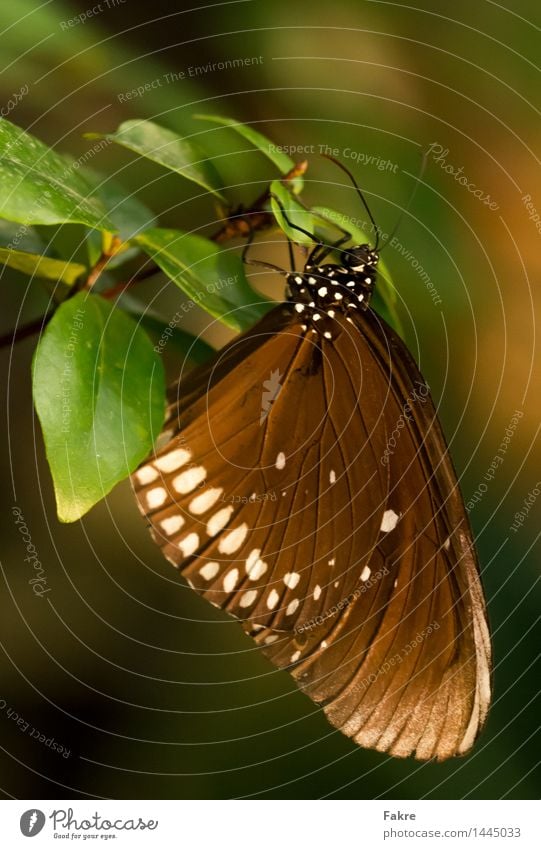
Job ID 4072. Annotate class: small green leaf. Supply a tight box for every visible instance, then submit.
[32,292,165,522]
[135,227,272,332]
[0,118,115,230]
[270,181,315,246]
[86,120,226,201]
[83,169,157,268]
[0,247,86,285]
[195,114,299,181]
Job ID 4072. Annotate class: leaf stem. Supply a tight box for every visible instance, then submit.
[83,235,123,290]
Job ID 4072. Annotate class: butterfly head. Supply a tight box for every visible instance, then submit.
[341,244,379,273]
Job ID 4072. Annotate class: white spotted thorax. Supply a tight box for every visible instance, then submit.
[286,244,379,338]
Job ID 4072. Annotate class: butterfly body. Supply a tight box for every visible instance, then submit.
[133,206,491,760]
[285,244,379,337]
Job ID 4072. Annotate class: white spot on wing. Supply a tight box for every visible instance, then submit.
[199,562,220,581]
[146,487,166,509]
[267,589,279,609]
[173,466,206,494]
[265,634,279,644]
[286,598,299,615]
[178,533,199,557]
[313,584,322,600]
[239,589,258,608]
[206,506,234,537]
[159,515,184,535]
[246,549,268,580]
[381,509,399,532]
[283,572,300,589]
[360,565,371,581]
[223,568,239,593]
[290,650,301,662]
[154,448,191,473]
[189,487,223,515]
[329,469,336,484]
[135,466,158,485]
[275,452,286,470]
[218,523,248,554]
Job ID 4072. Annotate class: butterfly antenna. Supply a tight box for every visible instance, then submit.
[379,148,428,252]
[321,154,381,249]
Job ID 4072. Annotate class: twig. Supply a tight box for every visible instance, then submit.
[0,312,53,349]
[83,235,123,290]
[212,160,308,243]
[100,264,162,301]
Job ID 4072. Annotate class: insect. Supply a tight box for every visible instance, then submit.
[132,158,491,761]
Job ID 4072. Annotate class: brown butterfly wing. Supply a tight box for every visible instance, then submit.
[132,305,491,760]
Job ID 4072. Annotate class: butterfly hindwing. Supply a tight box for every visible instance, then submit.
[132,304,491,761]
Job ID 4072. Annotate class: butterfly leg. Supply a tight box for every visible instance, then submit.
[270,193,353,268]
[308,232,351,266]
[241,214,290,276]
[269,192,325,249]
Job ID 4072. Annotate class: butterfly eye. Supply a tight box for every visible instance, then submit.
[343,245,373,268]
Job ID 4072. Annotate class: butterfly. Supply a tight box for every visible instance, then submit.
[132,159,492,761]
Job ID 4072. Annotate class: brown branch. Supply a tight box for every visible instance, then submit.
[0,312,53,349]
[212,159,308,243]
[83,235,123,291]
[100,264,162,301]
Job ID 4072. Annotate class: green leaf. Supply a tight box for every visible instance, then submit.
[195,114,299,182]
[83,169,157,268]
[270,181,315,246]
[0,218,46,254]
[120,294,215,367]
[311,206,376,254]
[140,315,215,366]
[0,118,115,230]
[311,205,402,335]
[32,292,165,522]
[86,120,226,201]
[0,247,86,285]
[135,227,272,332]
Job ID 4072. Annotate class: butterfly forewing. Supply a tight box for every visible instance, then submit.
[133,301,491,761]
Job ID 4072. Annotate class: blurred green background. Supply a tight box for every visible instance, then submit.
[1,0,539,799]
